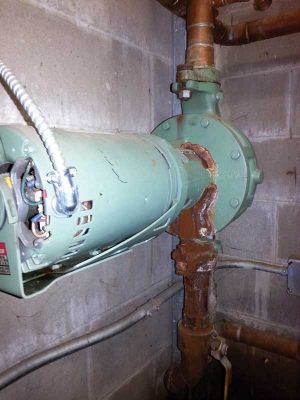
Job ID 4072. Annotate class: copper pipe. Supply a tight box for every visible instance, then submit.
[186,0,215,67]
[215,9,300,45]
[216,320,300,361]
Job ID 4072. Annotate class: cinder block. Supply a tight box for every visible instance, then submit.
[252,139,299,202]
[219,201,276,262]
[25,0,173,60]
[291,68,300,137]
[89,301,172,398]
[105,346,171,400]
[0,245,154,371]
[0,350,88,400]
[0,0,152,133]
[216,0,300,77]
[151,233,173,285]
[277,204,300,262]
[151,58,172,128]
[215,269,257,316]
[221,71,290,138]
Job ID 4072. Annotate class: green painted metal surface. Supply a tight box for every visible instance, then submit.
[0,125,210,297]
[153,80,263,232]
[0,78,262,298]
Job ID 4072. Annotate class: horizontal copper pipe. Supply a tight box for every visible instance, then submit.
[215,9,300,45]
[216,320,300,361]
[156,0,271,17]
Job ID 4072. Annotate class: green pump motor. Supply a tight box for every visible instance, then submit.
[0,63,262,298]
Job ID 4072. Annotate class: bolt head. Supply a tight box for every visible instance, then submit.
[178,89,191,100]
[231,150,241,160]
[162,122,170,131]
[68,167,77,178]
[201,119,209,128]
[230,198,240,208]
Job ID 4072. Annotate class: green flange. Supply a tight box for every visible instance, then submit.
[152,80,263,232]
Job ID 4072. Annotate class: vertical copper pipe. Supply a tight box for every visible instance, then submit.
[186,0,215,67]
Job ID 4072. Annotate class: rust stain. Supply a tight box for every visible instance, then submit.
[169,183,217,239]
[180,142,216,171]
[151,159,156,167]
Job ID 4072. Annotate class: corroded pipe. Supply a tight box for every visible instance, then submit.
[215,9,300,45]
[216,320,300,361]
[186,0,215,67]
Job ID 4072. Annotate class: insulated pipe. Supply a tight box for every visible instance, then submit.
[186,0,215,67]
[0,61,78,216]
[216,319,300,361]
[215,9,300,45]
[0,282,183,390]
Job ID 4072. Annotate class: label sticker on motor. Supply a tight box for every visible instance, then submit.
[0,243,10,275]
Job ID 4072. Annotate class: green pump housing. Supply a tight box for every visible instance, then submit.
[0,78,262,298]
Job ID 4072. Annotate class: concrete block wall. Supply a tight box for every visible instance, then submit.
[0,1,178,399]
[215,0,300,333]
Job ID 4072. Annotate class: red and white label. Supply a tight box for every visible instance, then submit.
[0,243,10,275]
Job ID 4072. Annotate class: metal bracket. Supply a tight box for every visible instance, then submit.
[287,259,300,296]
[211,334,232,400]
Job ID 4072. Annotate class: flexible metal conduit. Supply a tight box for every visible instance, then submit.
[217,256,287,275]
[0,61,78,215]
[0,282,182,390]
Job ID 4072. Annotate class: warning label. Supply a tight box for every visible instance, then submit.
[0,243,10,275]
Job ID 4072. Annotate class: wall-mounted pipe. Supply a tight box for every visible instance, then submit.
[216,319,300,361]
[215,9,300,45]
[0,282,183,390]
[157,0,272,17]
[217,256,287,275]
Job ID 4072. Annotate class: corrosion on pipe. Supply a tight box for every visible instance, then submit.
[215,8,300,45]
[216,320,300,361]
[186,0,215,67]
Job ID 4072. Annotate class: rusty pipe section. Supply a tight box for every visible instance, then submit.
[165,241,217,393]
[186,0,215,67]
[215,8,300,45]
[216,320,300,361]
